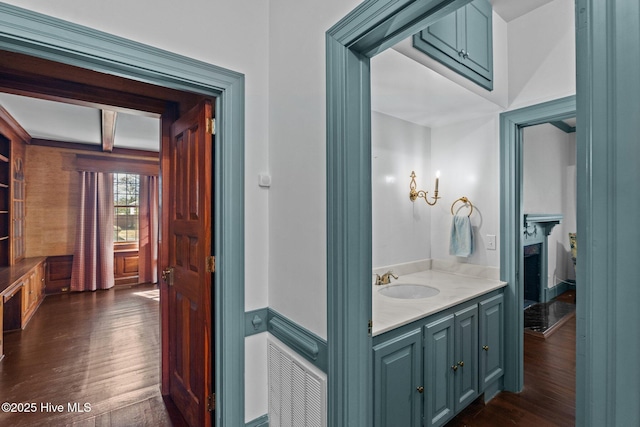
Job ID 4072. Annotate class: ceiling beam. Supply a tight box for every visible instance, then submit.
[101,109,117,152]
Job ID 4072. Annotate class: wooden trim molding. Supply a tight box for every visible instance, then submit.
[101,109,117,152]
[0,4,246,426]
[267,308,328,373]
[245,414,269,427]
[245,307,328,372]
[31,138,158,159]
[76,154,159,175]
[244,307,268,336]
[326,1,472,425]
[0,104,31,143]
[499,96,575,392]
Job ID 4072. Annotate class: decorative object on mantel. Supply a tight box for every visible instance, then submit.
[450,196,474,257]
[409,170,440,206]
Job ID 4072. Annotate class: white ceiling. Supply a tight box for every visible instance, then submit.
[371,48,501,128]
[371,0,562,128]
[0,92,160,152]
[0,1,554,148]
[490,0,555,23]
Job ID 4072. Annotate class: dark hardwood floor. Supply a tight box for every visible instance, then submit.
[0,284,188,427]
[447,291,576,427]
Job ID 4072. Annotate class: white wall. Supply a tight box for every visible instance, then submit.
[267,0,361,341]
[371,111,431,268]
[430,114,501,267]
[523,123,577,285]
[2,0,272,421]
[507,0,576,109]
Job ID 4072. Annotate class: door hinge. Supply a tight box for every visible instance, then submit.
[206,118,215,135]
[206,255,216,273]
[207,393,215,412]
[368,319,373,336]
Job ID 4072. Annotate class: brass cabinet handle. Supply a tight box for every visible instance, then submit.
[451,364,458,372]
[458,361,464,367]
[482,345,489,351]
[416,386,424,393]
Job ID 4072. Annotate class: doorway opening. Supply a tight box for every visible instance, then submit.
[0,5,245,425]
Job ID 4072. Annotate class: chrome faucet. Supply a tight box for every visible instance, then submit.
[375,270,398,286]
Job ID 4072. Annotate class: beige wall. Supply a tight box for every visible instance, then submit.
[25,145,79,257]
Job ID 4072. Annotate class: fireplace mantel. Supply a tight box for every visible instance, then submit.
[524,214,563,236]
[523,213,563,303]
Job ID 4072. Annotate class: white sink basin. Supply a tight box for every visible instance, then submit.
[378,284,440,299]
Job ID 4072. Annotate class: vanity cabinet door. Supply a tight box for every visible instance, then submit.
[454,304,479,412]
[479,293,504,391]
[373,328,423,427]
[424,314,455,427]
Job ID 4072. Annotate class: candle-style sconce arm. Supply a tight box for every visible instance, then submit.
[409,171,439,206]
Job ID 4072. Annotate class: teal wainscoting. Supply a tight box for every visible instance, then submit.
[244,308,328,373]
[246,414,269,427]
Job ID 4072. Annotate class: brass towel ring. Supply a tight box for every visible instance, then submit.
[451,197,473,217]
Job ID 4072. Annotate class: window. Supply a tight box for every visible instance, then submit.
[113,173,139,244]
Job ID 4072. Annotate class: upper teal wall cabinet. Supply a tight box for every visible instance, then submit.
[413,0,493,91]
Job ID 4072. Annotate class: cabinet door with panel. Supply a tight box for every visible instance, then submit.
[413,0,493,90]
[479,293,504,391]
[453,304,479,412]
[373,328,423,427]
[424,314,455,427]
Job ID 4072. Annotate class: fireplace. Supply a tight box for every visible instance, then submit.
[522,214,563,305]
[524,243,542,307]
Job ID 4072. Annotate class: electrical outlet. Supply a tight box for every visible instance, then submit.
[486,234,496,250]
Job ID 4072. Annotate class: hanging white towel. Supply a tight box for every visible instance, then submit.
[449,214,473,257]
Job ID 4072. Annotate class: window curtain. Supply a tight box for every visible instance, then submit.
[138,175,159,284]
[70,171,115,291]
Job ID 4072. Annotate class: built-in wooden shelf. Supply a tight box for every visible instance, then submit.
[0,236,9,241]
[0,183,8,189]
[0,155,8,163]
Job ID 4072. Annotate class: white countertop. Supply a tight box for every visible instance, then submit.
[372,269,507,336]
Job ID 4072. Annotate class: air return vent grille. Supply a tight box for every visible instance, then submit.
[268,336,326,427]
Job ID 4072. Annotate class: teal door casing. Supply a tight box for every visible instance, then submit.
[499,95,575,393]
[326,2,476,425]
[0,4,246,426]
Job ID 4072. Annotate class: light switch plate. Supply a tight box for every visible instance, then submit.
[486,234,496,250]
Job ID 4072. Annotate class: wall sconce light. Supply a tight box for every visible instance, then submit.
[409,170,440,206]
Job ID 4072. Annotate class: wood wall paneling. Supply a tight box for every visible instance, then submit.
[45,255,73,294]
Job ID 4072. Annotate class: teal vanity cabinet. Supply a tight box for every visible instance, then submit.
[373,288,505,427]
[424,314,455,427]
[412,0,493,90]
[453,304,479,412]
[373,328,423,427]
[424,304,479,427]
[479,293,504,394]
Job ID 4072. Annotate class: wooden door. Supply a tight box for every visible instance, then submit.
[164,100,214,427]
